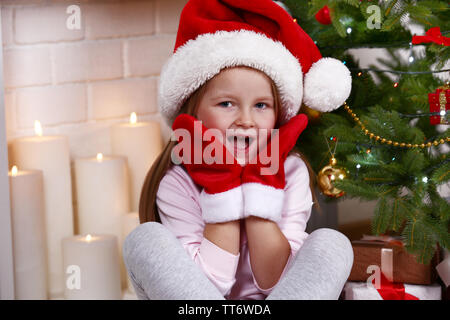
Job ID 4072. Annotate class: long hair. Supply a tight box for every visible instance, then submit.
[139,68,318,224]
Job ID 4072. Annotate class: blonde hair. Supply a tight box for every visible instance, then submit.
[139,67,318,224]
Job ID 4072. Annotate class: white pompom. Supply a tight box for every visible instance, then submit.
[303,57,352,112]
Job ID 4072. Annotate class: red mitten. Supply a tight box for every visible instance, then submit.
[172,114,244,223]
[242,114,308,222]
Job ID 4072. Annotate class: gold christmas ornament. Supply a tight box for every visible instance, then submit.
[318,158,346,198]
[318,136,346,198]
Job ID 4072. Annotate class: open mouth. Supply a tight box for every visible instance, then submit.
[227,135,255,151]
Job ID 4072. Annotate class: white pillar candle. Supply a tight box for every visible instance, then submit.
[111,113,163,212]
[121,212,140,294]
[10,122,74,298]
[62,234,121,300]
[74,153,130,289]
[9,166,48,300]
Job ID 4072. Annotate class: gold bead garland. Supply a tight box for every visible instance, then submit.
[343,102,450,148]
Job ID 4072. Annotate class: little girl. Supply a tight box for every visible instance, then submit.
[123,0,353,300]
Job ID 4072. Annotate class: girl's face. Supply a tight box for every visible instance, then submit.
[195,66,277,165]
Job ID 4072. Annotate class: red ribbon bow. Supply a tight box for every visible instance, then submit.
[412,27,450,46]
[373,272,419,300]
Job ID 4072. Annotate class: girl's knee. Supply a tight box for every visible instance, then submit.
[307,228,354,271]
[309,228,352,248]
[123,222,169,263]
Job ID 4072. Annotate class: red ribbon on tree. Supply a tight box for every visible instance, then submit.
[412,27,450,46]
[315,5,332,25]
[372,272,419,300]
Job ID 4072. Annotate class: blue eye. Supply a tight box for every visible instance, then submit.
[219,101,232,108]
[255,103,267,109]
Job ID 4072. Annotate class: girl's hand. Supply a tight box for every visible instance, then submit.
[172,114,245,223]
[241,114,308,222]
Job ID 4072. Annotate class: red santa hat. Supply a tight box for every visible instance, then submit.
[158,0,352,127]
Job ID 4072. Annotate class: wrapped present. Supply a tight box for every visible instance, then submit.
[348,235,440,285]
[436,249,450,288]
[428,85,449,125]
[343,274,442,300]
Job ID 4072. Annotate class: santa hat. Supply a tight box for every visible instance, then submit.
[158,0,352,127]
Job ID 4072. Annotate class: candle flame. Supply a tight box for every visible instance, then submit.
[86,234,92,242]
[11,165,18,176]
[34,120,43,137]
[96,153,103,162]
[130,112,137,124]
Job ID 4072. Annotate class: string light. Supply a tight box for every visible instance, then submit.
[356,164,361,169]
[357,72,362,77]
[422,177,428,183]
[408,41,414,64]
[346,27,352,34]
[393,82,399,88]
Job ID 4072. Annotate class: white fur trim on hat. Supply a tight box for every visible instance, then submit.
[158,30,303,127]
[303,57,352,112]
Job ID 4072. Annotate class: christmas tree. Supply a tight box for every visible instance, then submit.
[282,0,449,264]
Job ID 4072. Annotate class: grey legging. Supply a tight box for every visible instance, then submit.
[122,222,354,300]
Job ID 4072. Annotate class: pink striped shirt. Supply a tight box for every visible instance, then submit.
[156,155,312,300]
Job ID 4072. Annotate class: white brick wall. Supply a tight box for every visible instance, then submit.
[1,6,13,46]
[84,1,155,39]
[15,5,85,44]
[53,41,123,83]
[127,35,176,76]
[3,0,188,160]
[16,83,87,127]
[90,77,158,120]
[4,46,52,88]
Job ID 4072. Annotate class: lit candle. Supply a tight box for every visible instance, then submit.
[111,113,163,211]
[121,212,140,294]
[74,153,130,289]
[62,234,121,300]
[9,166,47,299]
[10,120,74,298]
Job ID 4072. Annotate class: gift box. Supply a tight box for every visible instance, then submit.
[436,249,450,300]
[428,85,449,125]
[343,279,442,300]
[348,235,440,285]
